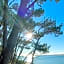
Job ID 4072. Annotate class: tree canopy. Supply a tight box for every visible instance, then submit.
[0,0,63,64]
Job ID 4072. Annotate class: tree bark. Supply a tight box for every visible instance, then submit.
[0,0,8,63]
[2,0,8,50]
[31,38,40,64]
[0,24,20,64]
[0,0,21,64]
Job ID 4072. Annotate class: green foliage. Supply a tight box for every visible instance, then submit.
[0,0,63,64]
[49,0,60,3]
[55,0,60,3]
[31,18,63,61]
[33,8,44,17]
[37,43,50,53]
[22,19,36,30]
[35,18,63,37]
[16,60,26,64]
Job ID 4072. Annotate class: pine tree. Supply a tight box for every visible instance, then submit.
[0,0,62,64]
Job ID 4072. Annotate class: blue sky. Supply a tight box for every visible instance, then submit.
[32,0,64,53]
[10,0,64,53]
[40,0,64,53]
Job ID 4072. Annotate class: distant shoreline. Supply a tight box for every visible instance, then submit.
[42,54,64,56]
[35,53,64,56]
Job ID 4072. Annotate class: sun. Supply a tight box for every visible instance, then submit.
[25,32,33,40]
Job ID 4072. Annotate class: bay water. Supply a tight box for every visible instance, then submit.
[34,55,64,64]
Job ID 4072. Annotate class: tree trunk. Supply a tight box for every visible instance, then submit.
[31,38,40,64]
[0,0,8,63]
[0,24,20,64]
[0,0,21,64]
[2,0,8,51]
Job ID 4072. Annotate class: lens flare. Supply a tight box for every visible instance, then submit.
[25,32,33,40]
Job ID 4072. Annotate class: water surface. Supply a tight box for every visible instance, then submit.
[34,55,64,64]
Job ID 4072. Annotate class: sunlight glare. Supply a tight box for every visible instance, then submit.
[25,32,33,40]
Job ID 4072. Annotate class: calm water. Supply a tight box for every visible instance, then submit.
[34,55,64,64]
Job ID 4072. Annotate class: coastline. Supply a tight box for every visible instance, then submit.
[34,52,64,56]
